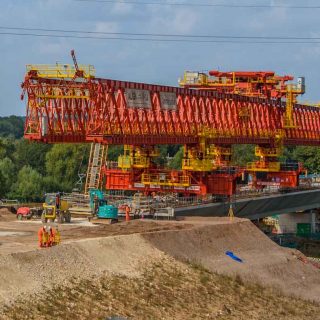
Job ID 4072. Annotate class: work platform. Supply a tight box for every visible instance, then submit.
[175,189,320,220]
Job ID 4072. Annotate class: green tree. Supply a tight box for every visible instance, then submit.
[168,147,183,169]
[13,140,52,175]
[45,144,89,192]
[0,172,6,198]
[0,116,24,139]
[231,145,256,166]
[290,146,320,173]
[0,138,15,160]
[108,145,123,161]
[0,157,15,195]
[10,166,44,202]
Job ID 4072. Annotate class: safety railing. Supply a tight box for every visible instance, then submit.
[182,158,214,171]
[26,64,95,79]
[141,173,191,187]
[255,146,281,157]
[246,161,280,172]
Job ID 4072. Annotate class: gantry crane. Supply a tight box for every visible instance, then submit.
[21,51,319,197]
[179,69,306,189]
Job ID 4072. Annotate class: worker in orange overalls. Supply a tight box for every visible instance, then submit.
[47,226,54,247]
[38,225,48,248]
[125,205,131,222]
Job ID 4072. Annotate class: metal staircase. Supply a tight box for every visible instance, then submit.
[84,143,108,194]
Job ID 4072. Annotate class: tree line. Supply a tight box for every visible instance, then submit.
[0,116,318,202]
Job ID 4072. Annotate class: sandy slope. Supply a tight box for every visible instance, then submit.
[0,218,319,319]
[143,218,320,302]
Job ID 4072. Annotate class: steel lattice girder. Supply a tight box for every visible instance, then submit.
[22,76,320,146]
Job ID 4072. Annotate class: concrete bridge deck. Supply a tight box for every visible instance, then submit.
[175,189,320,220]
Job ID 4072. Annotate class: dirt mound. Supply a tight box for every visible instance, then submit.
[0,233,165,306]
[61,219,193,242]
[3,257,320,320]
[0,217,319,315]
[0,208,16,222]
[142,218,320,302]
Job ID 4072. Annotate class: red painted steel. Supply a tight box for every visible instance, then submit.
[21,76,320,147]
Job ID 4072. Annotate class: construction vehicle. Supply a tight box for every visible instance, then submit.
[42,193,71,223]
[16,206,42,220]
[89,189,118,223]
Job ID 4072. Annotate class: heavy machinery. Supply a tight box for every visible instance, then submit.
[42,193,71,223]
[16,206,43,220]
[21,51,320,197]
[89,189,118,222]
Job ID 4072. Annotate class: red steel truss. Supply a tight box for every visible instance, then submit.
[22,76,320,147]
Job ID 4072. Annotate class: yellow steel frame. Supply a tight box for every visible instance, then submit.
[118,145,159,169]
[179,71,236,88]
[209,145,231,157]
[141,173,191,187]
[247,161,280,172]
[284,84,304,129]
[182,137,217,171]
[182,158,214,171]
[34,87,91,100]
[26,64,95,79]
[255,146,281,158]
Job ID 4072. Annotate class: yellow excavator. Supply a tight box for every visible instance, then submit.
[42,193,71,224]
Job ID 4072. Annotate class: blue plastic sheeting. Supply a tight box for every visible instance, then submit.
[225,251,243,263]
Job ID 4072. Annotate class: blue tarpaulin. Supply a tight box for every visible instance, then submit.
[225,251,243,263]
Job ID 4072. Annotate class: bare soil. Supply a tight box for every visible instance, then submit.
[2,259,320,320]
[143,218,320,302]
[0,208,192,254]
[0,211,319,319]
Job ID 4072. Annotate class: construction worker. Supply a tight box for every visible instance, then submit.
[125,205,131,222]
[56,192,60,209]
[38,225,48,248]
[48,226,54,247]
[54,226,61,245]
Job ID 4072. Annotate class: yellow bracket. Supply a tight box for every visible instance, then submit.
[255,146,281,158]
[247,161,280,172]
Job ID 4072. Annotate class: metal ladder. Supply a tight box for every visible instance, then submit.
[84,143,108,194]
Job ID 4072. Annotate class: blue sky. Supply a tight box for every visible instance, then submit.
[1,0,320,115]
